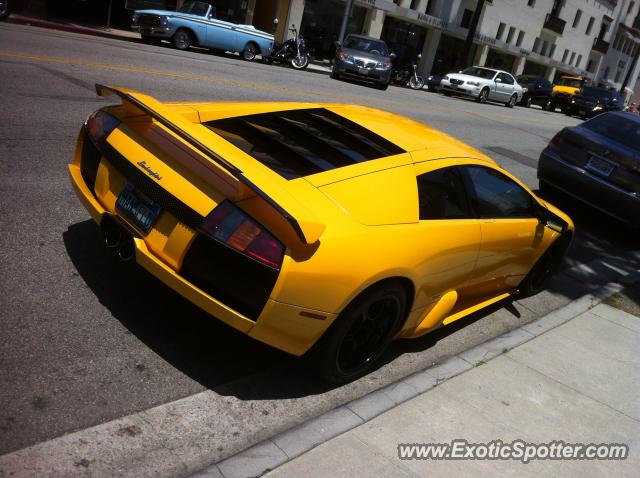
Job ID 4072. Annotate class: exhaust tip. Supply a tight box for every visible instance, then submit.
[118,239,135,261]
[104,228,122,249]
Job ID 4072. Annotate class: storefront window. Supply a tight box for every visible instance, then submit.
[380,16,427,67]
[485,48,516,72]
[431,34,476,75]
[300,0,366,59]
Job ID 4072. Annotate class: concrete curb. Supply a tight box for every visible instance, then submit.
[202,282,625,478]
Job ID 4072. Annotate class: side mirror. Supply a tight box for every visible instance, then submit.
[390,52,397,60]
[533,204,567,233]
[458,70,462,74]
[495,78,502,83]
[417,53,422,59]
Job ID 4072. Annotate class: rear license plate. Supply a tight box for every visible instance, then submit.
[116,183,161,233]
[585,156,615,177]
[358,67,369,75]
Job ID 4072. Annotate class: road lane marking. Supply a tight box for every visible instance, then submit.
[1,50,573,128]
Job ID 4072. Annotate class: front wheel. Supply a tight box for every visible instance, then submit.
[316,282,407,383]
[409,75,425,90]
[519,236,570,298]
[241,42,258,61]
[506,93,517,108]
[477,87,489,103]
[172,29,192,50]
[290,53,309,69]
[524,96,532,107]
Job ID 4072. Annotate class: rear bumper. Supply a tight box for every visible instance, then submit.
[538,147,640,226]
[68,162,336,356]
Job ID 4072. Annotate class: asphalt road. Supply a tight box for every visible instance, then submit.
[1,22,638,461]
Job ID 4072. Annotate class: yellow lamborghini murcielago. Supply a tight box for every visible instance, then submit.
[69,85,573,382]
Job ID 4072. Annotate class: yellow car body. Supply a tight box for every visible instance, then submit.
[552,76,587,108]
[69,85,573,379]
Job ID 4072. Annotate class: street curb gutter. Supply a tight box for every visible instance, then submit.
[195,282,626,478]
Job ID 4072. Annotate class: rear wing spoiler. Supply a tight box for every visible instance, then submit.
[95,84,325,244]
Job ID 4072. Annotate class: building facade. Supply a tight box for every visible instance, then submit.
[282,0,640,98]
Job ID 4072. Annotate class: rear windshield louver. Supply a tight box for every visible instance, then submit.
[204,108,405,180]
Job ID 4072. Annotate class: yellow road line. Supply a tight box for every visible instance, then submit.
[1,50,569,126]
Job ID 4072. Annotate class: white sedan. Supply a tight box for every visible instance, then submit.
[440,66,524,107]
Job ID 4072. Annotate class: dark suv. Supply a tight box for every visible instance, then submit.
[516,76,553,109]
[331,34,395,90]
[565,87,623,119]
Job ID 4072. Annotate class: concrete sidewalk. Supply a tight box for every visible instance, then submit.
[228,300,640,478]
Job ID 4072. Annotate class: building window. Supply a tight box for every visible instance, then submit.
[628,1,635,15]
[528,0,536,6]
[586,59,595,72]
[569,51,576,64]
[425,0,435,15]
[516,30,525,47]
[615,69,622,82]
[410,0,420,10]
[461,9,474,28]
[586,17,594,35]
[540,40,549,56]
[603,66,610,78]
[548,44,556,58]
[575,54,582,67]
[497,22,506,40]
[506,26,516,43]
[533,37,541,53]
[573,9,582,28]
[562,48,569,62]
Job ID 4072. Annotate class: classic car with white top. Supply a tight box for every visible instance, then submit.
[440,66,524,107]
[131,0,274,61]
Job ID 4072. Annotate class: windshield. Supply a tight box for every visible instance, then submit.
[583,114,640,151]
[461,67,497,79]
[580,87,616,100]
[343,37,389,56]
[557,78,583,88]
[179,1,211,16]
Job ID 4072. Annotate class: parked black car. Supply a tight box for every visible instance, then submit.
[565,87,623,119]
[516,76,552,109]
[538,112,640,227]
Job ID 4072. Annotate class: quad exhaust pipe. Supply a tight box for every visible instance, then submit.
[102,223,135,261]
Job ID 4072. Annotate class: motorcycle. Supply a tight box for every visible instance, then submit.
[0,0,10,21]
[391,53,424,90]
[263,25,310,70]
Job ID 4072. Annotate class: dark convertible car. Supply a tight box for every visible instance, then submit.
[538,112,640,227]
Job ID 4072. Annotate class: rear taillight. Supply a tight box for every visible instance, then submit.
[549,130,564,148]
[85,110,120,143]
[201,201,284,269]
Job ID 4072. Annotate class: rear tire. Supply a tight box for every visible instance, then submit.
[242,42,258,61]
[506,93,517,108]
[291,53,310,69]
[519,235,570,298]
[316,282,407,384]
[172,29,192,50]
[524,96,532,107]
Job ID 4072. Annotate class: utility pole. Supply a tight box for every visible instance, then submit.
[460,0,486,69]
[338,0,354,44]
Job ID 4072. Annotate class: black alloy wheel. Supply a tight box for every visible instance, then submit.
[519,236,570,297]
[317,282,407,383]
